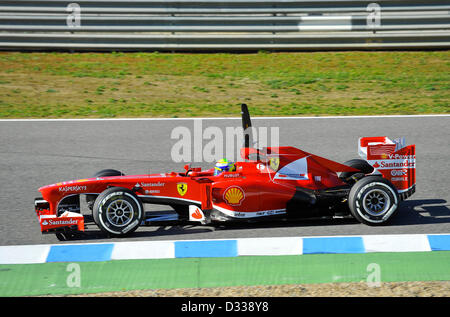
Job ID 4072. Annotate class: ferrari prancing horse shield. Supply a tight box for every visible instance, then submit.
[269,157,280,171]
[177,182,188,196]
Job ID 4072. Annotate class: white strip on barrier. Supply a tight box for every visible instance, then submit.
[0,234,448,264]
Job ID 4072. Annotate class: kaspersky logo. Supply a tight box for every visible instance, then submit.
[59,185,87,192]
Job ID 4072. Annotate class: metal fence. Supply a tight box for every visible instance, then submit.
[0,0,449,51]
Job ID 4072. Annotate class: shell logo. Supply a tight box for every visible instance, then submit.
[223,186,245,206]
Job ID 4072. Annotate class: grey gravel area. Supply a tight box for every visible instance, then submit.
[70,281,450,297]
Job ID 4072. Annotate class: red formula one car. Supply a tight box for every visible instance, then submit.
[35,105,416,240]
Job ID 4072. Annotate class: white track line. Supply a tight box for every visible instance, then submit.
[0,114,449,122]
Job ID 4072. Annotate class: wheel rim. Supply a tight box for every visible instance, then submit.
[106,199,133,227]
[362,189,390,217]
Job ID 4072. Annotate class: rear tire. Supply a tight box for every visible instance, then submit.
[92,187,143,237]
[340,159,374,180]
[348,176,399,226]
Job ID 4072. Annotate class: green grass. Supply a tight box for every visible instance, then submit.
[0,51,448,118]
[1,252,449,296]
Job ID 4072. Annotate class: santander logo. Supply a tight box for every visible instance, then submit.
[189,205,205,221]
[192,208,203,220]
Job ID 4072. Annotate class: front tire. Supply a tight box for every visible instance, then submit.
[348,176,399,226]
[86,169,125,211]
[92,187,143,237]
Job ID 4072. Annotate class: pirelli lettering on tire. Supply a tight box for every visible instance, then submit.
[122,219,140,234]
[93,188,143,237]
[355,182,398,222]
[99,191,125,214]
[349,176,399,226]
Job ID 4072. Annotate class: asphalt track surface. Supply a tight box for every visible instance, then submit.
[0,115,449,246]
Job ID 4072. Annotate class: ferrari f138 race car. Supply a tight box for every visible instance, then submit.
[35,105,416,240]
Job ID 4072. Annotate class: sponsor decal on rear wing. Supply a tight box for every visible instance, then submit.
[358,136,416,200]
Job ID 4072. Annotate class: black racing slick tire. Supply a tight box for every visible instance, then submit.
[93,169,125,178]
[339,159,374,180]
[92,187,144,237]
[348,176,399,226]
[86,169,124,211]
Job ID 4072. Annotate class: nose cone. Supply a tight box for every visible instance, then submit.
[38,182,58,194]
[38,179,90,198]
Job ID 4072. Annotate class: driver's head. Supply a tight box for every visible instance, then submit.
[214,159,235,176]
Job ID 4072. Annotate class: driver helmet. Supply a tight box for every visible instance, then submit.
[214,159,235,176]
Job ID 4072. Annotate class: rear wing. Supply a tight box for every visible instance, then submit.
[358,136,416,200]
